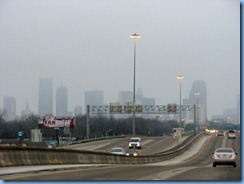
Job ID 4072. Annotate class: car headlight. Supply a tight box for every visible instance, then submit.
[134,153,138,156]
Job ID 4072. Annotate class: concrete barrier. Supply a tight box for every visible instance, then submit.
[0,133,208,167]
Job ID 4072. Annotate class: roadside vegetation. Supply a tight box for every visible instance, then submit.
[0,112,240,140]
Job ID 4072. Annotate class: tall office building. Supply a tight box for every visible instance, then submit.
[3,96,16,121]
[85,90,104,112]
[74,106,83,116]
[56,86,68,116]
[21,101,32,118]
[118,91,133,104]
[183,80,207,124]
[38,78,53,117]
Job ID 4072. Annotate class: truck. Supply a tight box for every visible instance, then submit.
[128,137,141,149]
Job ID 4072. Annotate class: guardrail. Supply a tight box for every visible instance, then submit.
[0,133,208,167]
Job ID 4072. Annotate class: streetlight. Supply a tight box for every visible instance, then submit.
[195,92,200,133]
[130,33,140,135]
[177,75,184,128]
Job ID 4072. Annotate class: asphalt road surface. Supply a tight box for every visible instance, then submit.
[0,134,241,181]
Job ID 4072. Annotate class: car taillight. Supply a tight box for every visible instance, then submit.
[214,154,219,158]
[230,154,235,158]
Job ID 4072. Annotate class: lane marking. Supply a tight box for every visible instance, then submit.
[182,135,210,163]
[0,165,116,180]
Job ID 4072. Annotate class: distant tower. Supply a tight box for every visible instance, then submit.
[21,101,32,117]
[56,86,68,116]
[85,90,104,112]
[118,91,133,104]
[38,78,53,117]
[3,96,16,121]
[184,80,207,124]
[74,106,83,116]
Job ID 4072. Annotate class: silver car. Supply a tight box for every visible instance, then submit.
[110,147,126,155]
[227,130,236,139]
[212,148,237,167]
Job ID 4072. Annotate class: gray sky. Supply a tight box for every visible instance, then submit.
[0,0,240,118]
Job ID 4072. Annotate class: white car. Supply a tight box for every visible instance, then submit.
[212,148,237,167]
[227,130,236,139]
[128,137,141,149]
[110,147,125,155]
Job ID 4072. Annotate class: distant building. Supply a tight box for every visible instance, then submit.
[136,88,155,106]
[56,86,68,116]
[118,91,133,104]
[38,78,53,117]
[212,94,240,124]
[237,94,240,124]
[21,101,33,118]
[74,106,83,116]
[141,97,155,105]
[85,90,104,112]
[183,80,207,124]
[3,96,16,121]
[118,88,155,106]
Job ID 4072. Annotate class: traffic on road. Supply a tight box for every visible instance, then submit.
[0,132,240,181]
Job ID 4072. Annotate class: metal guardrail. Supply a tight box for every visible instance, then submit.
[64,134,126,146]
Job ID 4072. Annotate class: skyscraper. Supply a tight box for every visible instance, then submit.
[21,101,32,118]
[85,90,104,112]
[56,86,68,116]
[74,106,83,116]
[183,80,207,124]
[3,96,16,121]
[118,91,133,104]
[38,78,53,117]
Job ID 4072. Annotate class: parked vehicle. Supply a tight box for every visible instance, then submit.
[212,148,237,167]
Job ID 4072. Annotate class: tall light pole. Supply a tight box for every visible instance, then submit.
[130,33,140,135]
[195,92,200,133]
[177,75,184,128]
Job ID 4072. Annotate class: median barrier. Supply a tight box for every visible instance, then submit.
[0,132,208,167]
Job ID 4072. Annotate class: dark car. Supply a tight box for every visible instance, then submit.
[212,148,237,167]
[126,148,140,156]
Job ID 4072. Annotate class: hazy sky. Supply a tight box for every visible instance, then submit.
[0,0,240,118]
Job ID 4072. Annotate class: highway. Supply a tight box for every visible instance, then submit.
[63,135,178,155]
[0,134,240,181]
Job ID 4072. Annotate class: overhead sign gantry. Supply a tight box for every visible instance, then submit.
[86,103,197,139]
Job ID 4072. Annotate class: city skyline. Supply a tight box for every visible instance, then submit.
[0,0,240,119]
[1,78,240,122]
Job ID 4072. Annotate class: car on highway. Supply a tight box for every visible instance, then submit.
[216,130,225,136]
[128,137,141,149]
[227,130,236,139]
[212,148,237,167]
[126,148,140,156]
[110,147,126,155]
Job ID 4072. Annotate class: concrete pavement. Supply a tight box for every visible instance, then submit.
[0,134,210,176]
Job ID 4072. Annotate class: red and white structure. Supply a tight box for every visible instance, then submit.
[39,116,75,128]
